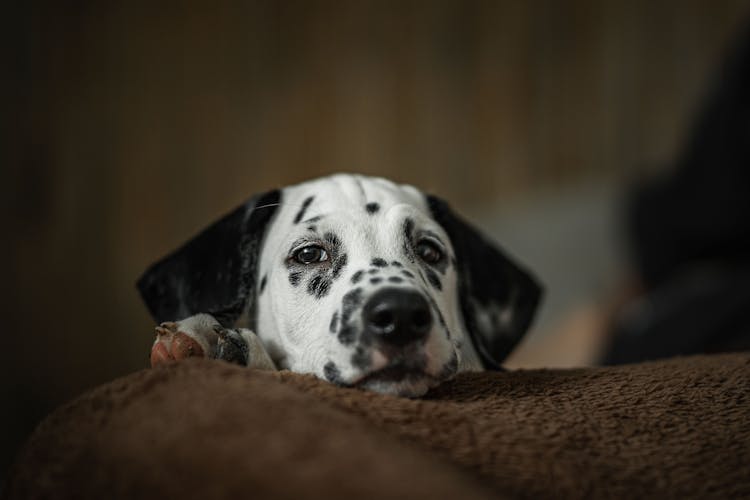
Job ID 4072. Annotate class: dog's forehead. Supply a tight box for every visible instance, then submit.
[281,174,428,219]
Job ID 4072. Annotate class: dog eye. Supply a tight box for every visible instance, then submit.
[416,240,443,264]
[293,245,329,264]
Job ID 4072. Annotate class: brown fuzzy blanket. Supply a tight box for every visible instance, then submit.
[5,353,750,499]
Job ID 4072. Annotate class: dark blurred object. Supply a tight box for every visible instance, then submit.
[604,23,750,364]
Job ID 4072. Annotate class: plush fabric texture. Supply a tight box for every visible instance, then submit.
[5,353,750,499]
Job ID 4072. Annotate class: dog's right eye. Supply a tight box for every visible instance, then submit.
[293,245,329,265]
[416,239,443,265]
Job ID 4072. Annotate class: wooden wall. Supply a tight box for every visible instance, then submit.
[4,0,749,478]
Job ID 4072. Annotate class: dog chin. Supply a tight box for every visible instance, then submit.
[352,359,458,397]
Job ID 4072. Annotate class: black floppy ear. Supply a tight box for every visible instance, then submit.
[427,195,543,369]
[137,190,281,326]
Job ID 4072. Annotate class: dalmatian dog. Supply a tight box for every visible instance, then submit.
[138,174,542,397]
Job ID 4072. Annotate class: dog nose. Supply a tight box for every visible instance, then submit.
[362,288,432,345]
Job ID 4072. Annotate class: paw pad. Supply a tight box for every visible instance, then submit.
[150,325,206,367]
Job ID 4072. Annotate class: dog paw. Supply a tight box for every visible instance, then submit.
[150,314,219,367]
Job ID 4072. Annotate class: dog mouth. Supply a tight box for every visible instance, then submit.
[353,362,434,387]
[326,347,459,397]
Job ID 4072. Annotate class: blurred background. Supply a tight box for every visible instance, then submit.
[4,0,750,483]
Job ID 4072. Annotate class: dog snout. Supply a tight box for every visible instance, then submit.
[362,288,432,346]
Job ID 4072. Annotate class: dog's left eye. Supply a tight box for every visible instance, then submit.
[416,240,443,264]
[293,245,329,264]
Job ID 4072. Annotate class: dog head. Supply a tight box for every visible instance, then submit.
[138,174,542,397]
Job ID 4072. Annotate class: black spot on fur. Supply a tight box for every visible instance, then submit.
[294,196,314,224]
[370,277,383,285]
[289,271,302,286]
[318,280,332,298]
[371,258,388,267]
[403,218,415,261]
[425,294,450,339]
[341,288,363,323]
[426,294,447,328]
[401,270,415,279]
[351,346,370,371]
[259,274,267,293]
[332,253,348,279]
[391,261,403,267]
[351,270,364,284]
[404,218,414,237]
[388,276,403,283]
[425,268,442,290]
[365,202,380,214]
[338,325,357,345]
[307,274,332,299]
[324,232,341,247]
[308,274,322,294]
[324,361,345,384]
[368,268,379,275]
[307,225,317,233]
[338,287,364,345]
[329,311,339,333]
